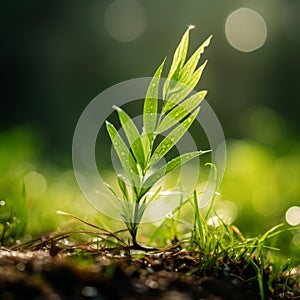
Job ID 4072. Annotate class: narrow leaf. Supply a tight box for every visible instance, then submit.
[184,60,208,89]
[179,35,212,84]
[168,26,191,78]
[149,107,200,167]
[103,181,130,219]
[135,200,147,223]
[140,130,151,166]
[113,106,145,168]
[143,150,210,190]
[106,121,139,186]
[143,59,165,135]
[163,26,193,99]
[162,60,208,114]
[117,175,129,201]
[157,90,207,133]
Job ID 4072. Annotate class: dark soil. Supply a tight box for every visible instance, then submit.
[0,242,299,300]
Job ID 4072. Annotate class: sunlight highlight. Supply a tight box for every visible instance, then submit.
[225,8,267,52]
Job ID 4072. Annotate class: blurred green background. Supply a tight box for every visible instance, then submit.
[1,0,300,248]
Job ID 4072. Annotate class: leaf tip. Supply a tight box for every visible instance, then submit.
[112,105,121,111]
[188,24,195,30]
[200,59,209,70]
[201,149,212,155]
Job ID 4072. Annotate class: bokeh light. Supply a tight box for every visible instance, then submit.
[225,8,267,52]
[285,206,300,226]
[24,171,47,197]
[292,232,300,245]
[104,0,147,42]
[215,200,238,224]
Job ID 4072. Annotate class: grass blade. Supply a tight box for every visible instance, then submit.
[113,106,145,168]
[106,121,139,186]
[149,107,200,167]
[157,90,207,133]
[193,190,206,248]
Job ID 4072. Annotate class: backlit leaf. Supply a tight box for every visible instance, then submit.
[179,35,212,84]
[162,61,207,114]
[149,107,200,167]
[106,121,139,186]
[143,59,165,135]
[141,150,210,197]
[163,26,193,99]
[114,106,145,168]
[157,90,207,133]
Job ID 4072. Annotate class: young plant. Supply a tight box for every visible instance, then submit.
[106,26,212,248]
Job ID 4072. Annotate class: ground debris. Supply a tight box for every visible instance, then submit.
[0,247,298,300]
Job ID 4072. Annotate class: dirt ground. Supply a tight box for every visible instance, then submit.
[2,241,297,300]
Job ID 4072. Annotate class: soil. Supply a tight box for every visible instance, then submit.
[0,239,299,300]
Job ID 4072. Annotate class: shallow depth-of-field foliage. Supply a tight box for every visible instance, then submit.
[0,27,300,300]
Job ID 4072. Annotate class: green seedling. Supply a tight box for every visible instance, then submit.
[105,26,212,248]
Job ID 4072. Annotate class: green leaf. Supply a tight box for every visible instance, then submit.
[113,106,145,168]
[106,121,139,186]
[179,35,212,84]
[162,60,208,114]
[117,175,129,201]
[103,181,120,200]
[142,150,210,195]
[104,180,131,219]
[163,26,193,99]
[184,60,208,89]
[135,200,147,223]
[149,107,200,167]
[157,90,207,133]
[143,59,165,135]
[140,130,151,166]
